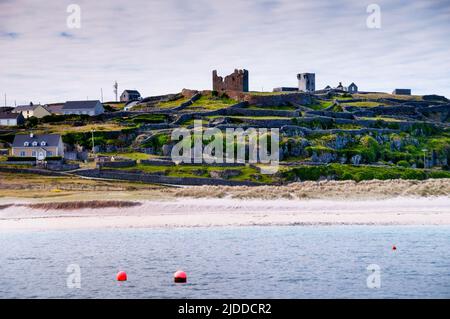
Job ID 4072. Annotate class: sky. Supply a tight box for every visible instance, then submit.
[0,0,450,105]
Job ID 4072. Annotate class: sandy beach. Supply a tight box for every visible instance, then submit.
[1,196,450,232]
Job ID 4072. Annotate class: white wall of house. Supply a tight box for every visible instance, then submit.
[63,102,104,116]
[0,118,18,126]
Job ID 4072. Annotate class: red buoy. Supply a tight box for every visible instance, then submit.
[392,245,397,251]
[116,271,127,281]
[174,270,187,283]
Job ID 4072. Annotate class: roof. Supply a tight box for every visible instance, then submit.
[349,82,357,87]
[12,134,62,148]
[14,104,40,112]
[63,100,101,110]
[45,104,64,113]
[123,90,140,95]
[0,112,22,119]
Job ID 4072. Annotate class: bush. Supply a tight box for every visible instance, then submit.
[7,156,36,162]
[282,164,447,182]
[397,160,410,168]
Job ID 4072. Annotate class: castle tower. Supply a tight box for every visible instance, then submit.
[297,73,315,92]
[213,69,249,92]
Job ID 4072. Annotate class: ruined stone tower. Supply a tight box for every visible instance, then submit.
[297,73,315,92]
[212,69,249,92]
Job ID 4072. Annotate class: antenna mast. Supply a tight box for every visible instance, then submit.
[113,81,118,102]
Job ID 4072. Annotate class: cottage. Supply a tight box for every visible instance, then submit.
[0,112,25,126]
[12,103,51,119]
[348,82,358,93]
[11,133,64,160]
[120,90,141,102]
[62,100,104,116]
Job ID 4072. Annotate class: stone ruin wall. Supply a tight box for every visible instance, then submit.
[212,69,249,92]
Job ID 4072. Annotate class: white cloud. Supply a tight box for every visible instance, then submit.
[0,0,449,105]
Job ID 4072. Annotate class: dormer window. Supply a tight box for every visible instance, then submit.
[41,141,46,146]
[24,142,29,147]
[32,141,38,146]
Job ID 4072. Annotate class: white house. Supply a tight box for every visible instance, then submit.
[12,104,51,119]
[62,100,104,116]
[0,112,25,126]
[11,133,64,160]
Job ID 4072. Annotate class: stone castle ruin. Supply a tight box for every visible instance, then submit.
[213,69,249,92]
[297,73,315,92]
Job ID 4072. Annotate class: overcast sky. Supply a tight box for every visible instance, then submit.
[1,0,449,105]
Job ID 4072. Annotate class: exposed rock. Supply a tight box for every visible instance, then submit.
[209,169,241,179]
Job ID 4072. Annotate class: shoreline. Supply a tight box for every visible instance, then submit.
[1,196,450,232]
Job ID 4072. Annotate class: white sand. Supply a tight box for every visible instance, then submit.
[0,197,450,232]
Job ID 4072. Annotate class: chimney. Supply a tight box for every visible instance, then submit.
[30,132,34,138]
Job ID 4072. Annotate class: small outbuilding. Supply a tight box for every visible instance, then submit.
[120,90,141,102]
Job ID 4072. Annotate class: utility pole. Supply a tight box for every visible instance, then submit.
[4,93,6,107]
[91,130,95,154]
[113,81,118,102]
[101,88,104,103]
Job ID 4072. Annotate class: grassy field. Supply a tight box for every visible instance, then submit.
[189,93,237,110]
[157,97,190,108]
[119,163,274,183]
[353,93,423,101]
[97,152,153,161]
[310,100,334,110]
[34,123,126,134]
[343,101,385,107]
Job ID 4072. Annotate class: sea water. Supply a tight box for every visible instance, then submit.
[0,226,449,298]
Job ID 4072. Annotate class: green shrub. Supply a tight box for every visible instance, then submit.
[7,156,36,161]
[397,160,409,168]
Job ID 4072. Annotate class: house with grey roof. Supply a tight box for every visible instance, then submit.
[0,112,25,126]
[12,103,51,119]
[62,100,104,116]
[348,82,358,93]
[45,103,64,115]
[11,133,64,160]
[120,90,141,102]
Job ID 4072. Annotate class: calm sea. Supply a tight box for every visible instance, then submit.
[0,226,449,298]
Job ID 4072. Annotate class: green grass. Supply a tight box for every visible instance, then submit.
[98,152,151,161]
[343,101,384,107]
[119,164,271,183]
[310,100,334,110]
[283,163,450,182]
[189,93,237,110]
[157,97,190,108]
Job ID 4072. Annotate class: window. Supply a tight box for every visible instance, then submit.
[20,151,26,157]
[41,141,46,146]
[24,142,29,146]
[47,151,53,157]
[32,141,38,146]
[32,151,36,157]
